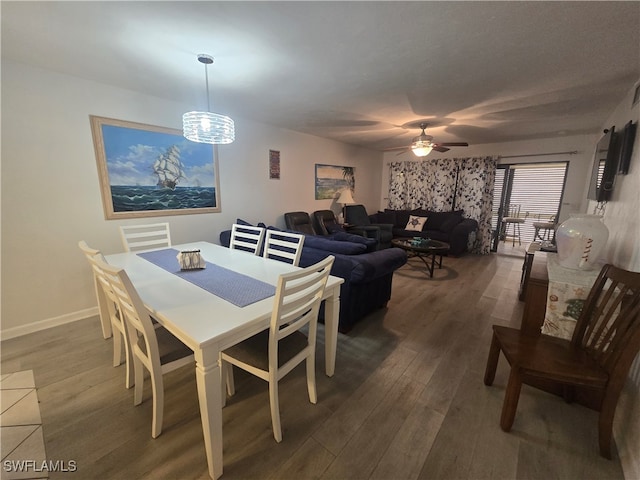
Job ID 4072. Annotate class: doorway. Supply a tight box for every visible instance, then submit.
[491,162,568,252]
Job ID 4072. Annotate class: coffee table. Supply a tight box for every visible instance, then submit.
[392,238,450,277]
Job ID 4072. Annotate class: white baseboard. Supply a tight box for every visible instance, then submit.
[0,307,99,340]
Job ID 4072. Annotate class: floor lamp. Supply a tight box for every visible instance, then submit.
[337,189,355,224]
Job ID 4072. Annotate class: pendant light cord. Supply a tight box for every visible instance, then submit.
[204,63,211,112]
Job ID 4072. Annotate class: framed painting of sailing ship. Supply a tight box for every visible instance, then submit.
[90,116,221,219]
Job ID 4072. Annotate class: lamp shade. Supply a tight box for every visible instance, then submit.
[183,54,235,145]
[183,111,235,144]
[337,189,355,205]
[412,143,433,157]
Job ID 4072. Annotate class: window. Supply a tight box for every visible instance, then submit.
[493,162,568,249]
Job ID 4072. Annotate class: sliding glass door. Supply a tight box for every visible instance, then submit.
[491,162,568,251]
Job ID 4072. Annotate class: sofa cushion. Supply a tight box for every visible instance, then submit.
[386,208,410,228]
[376,210,397,225]
[423,211,453,231]
[331,231,377,252]
[302,234,367,255]
[440,210,464,233]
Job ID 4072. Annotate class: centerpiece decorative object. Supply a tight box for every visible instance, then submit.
[555,214,609,270]
[177,249,205,270]
[411,237,432,247]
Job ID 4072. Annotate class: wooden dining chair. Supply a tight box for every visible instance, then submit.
[229,223,265,255]
[96,257,194,438]
[79,240,133,388]
[263,230,305,266]
[119,223,171,252]
[484,263,640,458]
[221,255,335,442]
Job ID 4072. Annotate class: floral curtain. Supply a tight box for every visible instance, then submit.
[388,156,498,254]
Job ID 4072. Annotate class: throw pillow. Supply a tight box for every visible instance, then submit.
[405,215,428,232]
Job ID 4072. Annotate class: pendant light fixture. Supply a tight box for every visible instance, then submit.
[183,54,235,145]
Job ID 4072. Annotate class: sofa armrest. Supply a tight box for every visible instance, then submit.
[449,218,478,255]
[453,218,478,234]
[371,223,394,233]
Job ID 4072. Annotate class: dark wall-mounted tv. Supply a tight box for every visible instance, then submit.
[587,126,618,202]
[617,120,637,175]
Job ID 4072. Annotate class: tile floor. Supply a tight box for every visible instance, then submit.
[1,371,47,480]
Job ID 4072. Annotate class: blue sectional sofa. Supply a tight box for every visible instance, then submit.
[220,223,407,333]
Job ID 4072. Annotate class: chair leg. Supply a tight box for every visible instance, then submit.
[112,330,123,367]
[268,378,282,443]
[500,367,523,431]
[484,332,501,386]
[133,358,144,406]
[124,339,134,390]
[150,370,164,439]
[597,388,621,459]
[306,355,317,404]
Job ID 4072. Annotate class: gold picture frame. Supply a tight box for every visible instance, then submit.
[90,115,221,219]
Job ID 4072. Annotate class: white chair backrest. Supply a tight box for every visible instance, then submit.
[119,223,171,252]
[83,250,119,318]
[269,255,334,354]
[96,258,162,376]
[263,230,305,266]
[229,224,265,255]
[79,240,112,338]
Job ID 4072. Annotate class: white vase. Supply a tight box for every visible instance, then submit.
[555,214,609,270]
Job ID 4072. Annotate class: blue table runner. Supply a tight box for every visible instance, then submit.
[137,249,276,308]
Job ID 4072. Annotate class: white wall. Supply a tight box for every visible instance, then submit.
[381,134,598,222]
[596,81,640,480]
[0,60,383,337]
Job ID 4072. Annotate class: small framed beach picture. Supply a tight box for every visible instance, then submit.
[90,116,221,219]
[315,164,355,200]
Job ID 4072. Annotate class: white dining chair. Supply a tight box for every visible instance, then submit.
[221,255,334,442]
[96,257,194,438]
[78,240,112,339]
[263,230,305,266]
[229,223,265,255]
[79,241,133,389]
[119,223,171,252]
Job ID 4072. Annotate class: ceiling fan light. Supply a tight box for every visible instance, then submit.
[412,141,433,157]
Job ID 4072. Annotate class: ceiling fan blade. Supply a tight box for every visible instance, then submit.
[432,146,450,153]
[395,148,411,156]
[382,146,410,151]
[436,142,469,147]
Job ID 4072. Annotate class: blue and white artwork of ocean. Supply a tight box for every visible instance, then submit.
[111,185,216,212]
[101,124,217,211]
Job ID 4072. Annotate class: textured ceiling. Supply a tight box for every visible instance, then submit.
[2,1,639,151]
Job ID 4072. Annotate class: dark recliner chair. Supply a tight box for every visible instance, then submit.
[344,204,393,250]
[284,211,317,235]
[313,210,344,236]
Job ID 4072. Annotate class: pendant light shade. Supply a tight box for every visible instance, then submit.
[183,111,235,144]
[183,54,235,145]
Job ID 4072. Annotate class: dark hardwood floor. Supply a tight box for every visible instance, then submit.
[1,251,625,479]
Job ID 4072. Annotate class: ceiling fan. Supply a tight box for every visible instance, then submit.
[384,122,469,157]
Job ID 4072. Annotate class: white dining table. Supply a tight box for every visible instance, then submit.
[105,241,343,479]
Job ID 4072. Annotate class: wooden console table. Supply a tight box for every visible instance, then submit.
[520,247,548,335]
[517,248,601,410]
